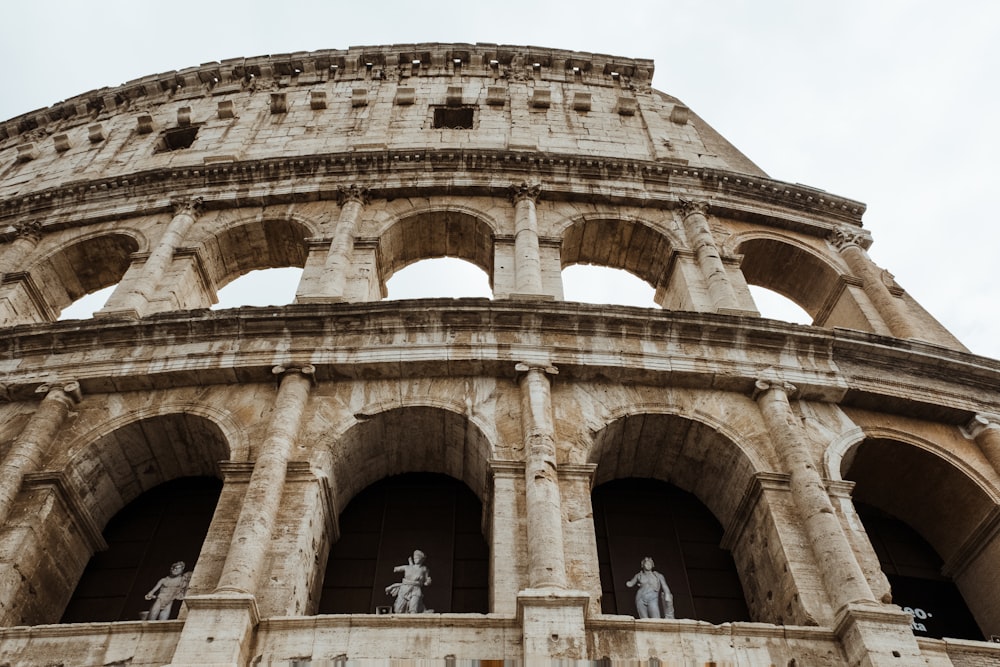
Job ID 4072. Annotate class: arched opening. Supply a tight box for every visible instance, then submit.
[748,285,812,324]
[58,284,116,320]
[67,413,230,529]
[560,219,673,306]
[318,473,488,614]
[198,218,310,307]
[562,265,658,308]
[587,413,789,623]
[61,477,221,623]
[27,233,138,323]
[737,237,874,332]
[844,438,996,639]
[385,257,492,300]
[593,478,749,622]
[855,503,981,640]
[377,211,494,298]
[328,406,492,512]
[211,267,303,309]
[0,412,231,626]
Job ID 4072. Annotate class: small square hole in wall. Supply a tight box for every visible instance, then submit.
[433,107,474,129]
[154,125,199,152]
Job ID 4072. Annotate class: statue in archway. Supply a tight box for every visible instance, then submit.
[144,561,191,620]
[626,556,675,619]
[385,549,432,613]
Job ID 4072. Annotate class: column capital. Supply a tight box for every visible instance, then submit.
[35,380,82,404]
[272,364,316,385]
[337,184,370,206]
[753,378,798,400]
[964,413,1000,438]
[678,197,710,218]
[11,220,43,242]
[828,225,870,252]
[509,181,541,205]
[515,362,558,377]
[171,196,204,218]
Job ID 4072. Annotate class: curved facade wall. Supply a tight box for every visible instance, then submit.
[0,43,998,665]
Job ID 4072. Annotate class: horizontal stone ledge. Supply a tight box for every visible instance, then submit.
[0,301,995,417]
[0,150,865,235]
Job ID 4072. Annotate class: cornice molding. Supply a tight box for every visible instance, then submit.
[0,301,994,423]
[0,150,866,243]
[2,44,655,143]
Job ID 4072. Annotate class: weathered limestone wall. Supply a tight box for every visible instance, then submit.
[1,42,998,666]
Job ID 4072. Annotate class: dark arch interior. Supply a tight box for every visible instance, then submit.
[318,473,488,615]
[592,478,749,622]
[32,233,139,316]
[561,218,672,290]
[376,211,495,286]
[856,503,982,641]
[737,237,838,321]
[61,476,221,623]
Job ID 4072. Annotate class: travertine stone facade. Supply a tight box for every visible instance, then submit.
[0,43,998,666]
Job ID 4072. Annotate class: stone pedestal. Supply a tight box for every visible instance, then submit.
[834,604,924,667]
[167,594,259,666]
[517,588,590,662]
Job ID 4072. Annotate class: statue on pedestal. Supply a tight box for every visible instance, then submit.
[385,549,432,613]
[626,556,675,619]
[144,561,191,620]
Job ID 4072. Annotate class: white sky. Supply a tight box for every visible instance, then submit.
[3,1,998,357]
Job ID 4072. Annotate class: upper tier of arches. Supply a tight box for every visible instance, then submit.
[0,195,964,351]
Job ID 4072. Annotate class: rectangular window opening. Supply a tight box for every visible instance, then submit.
[155,125,199,152]
[433,107,474,129]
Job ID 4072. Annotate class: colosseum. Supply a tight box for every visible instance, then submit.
[0,42,998,666]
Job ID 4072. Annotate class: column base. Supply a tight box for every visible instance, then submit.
[94,307,141,320]
[507,293,556,301]
[167,593,260,666]
[834,602,924,666]
[293,295,348,304]
[717,307,761,318]
[517,588,590,661]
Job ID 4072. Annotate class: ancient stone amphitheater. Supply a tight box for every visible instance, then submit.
[0,43,998,666]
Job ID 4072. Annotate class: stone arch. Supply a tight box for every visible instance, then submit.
[842,432,1000,637]
[559,215,679,292]
[193,214,314,290]
[374,208,496,288]
[3,411,232,625]
[586,410,763,525]
[62,412,232,529]
[840,432,999,565]
[327,404,494,513]
[25,230,143,318]
[730,232,844,323]
[585,408,823,625]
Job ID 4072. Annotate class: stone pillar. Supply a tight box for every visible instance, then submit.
[510,183,545,298]
[965,414,1000,477]
[514,363,590,661]
[489,460,526,616]
[171,365,313,667]
[0,221,43,276]
[298,185,368,302]
[215,364,314,595]
[100,197,203,318]
[559,463,601,615]
[754,379,876,613]
[516,363,566,589]
[828,227,918,339]
[679,199,739,312]
[755,380,921,665]
[0,381,81,529]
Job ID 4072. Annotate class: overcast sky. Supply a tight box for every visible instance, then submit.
[3,1,999,358]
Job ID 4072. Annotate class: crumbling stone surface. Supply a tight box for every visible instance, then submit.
[0,43,998,666]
